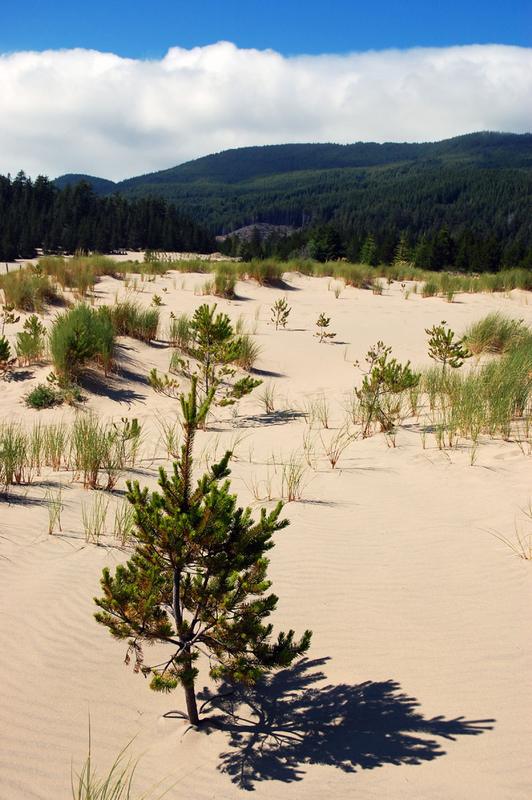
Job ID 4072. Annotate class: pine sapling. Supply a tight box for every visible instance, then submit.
[271,298,291,330]
[94,378,311,726]
[315,313,336,343]
[355,341,420,438]
[425,321,472,374]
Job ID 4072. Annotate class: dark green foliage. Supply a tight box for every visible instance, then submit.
[49,304,116,380]
[356,342,420,437]
[24,384,61,409]
[0,335,11,365]
[425,321,472,372]
[94,380,311,724]
[0,173,216,260]
[230,375,263,399]
[103,133,532,255]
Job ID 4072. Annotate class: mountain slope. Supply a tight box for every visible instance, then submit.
[53,132,532,244]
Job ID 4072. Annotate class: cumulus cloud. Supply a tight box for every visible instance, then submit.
[0,42,530,181]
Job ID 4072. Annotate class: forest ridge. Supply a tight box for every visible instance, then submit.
[52,132,532,244]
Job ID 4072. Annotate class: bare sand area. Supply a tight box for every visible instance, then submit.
[1,267,531,798]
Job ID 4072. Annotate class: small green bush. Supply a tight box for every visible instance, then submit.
[24,384,61,409]
[15,315,47,365]
[0,335,11,366]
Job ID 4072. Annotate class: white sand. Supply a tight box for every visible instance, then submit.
[1,269,531,799]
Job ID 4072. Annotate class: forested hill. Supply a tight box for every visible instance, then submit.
[54,132,532,245]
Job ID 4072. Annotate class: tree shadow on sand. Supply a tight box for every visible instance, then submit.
[195,658,494,791]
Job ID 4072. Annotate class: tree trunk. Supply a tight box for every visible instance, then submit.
[184,683,200,726]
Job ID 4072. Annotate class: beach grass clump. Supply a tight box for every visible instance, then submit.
[234,333,262,372]
[0,268,62,311]
[49,304,116,380]
[284,257,314,275]
[463,312,532,355]
[213,264,237,298]
[70,414,141,491]
[335,263,372,288]
[421,278,439,298]
[43,421,70,470]
[111,301,159,342]
[167,312,191,349]
[246,258,284,285]
[0,422,31,489]
[419,340,532,446]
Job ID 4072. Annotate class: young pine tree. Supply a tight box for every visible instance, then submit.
[94,378,311,726]
[425,321,472,374]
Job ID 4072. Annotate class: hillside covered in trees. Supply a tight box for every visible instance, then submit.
[54,132,532,250]
[0,174,216,261]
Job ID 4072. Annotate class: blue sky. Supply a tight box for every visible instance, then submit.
[1,0,529,58]
[0,1,530,180]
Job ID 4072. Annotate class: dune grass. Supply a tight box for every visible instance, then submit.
[0,269,62,311]
[463,312,532,355]
[49,304,116,379]
[111,301,159,342]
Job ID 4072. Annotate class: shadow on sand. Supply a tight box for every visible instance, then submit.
[193,657,494,791]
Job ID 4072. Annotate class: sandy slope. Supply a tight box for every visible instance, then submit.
[0,268,531,799]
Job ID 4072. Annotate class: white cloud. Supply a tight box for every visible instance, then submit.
[0,42,530,181]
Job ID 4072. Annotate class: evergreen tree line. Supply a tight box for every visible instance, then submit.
[220,223,532,273]
[0,172,216,261]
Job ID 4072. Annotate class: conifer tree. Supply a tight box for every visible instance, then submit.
[94,379,311,726]
[425,321,472,374]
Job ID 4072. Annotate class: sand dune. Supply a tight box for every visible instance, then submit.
[0,268,531,798]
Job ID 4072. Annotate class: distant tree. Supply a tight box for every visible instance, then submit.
[94,380,312,725]
[359,234,379,266]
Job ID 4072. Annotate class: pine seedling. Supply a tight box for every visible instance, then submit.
[271,298,291,330]
[315,313,336,343]
[1,303,20,335]
[425,321,472,374]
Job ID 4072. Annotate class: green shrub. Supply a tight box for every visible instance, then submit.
[0,335,11,366]
[24,384,61,409]
[15,315,47,365]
